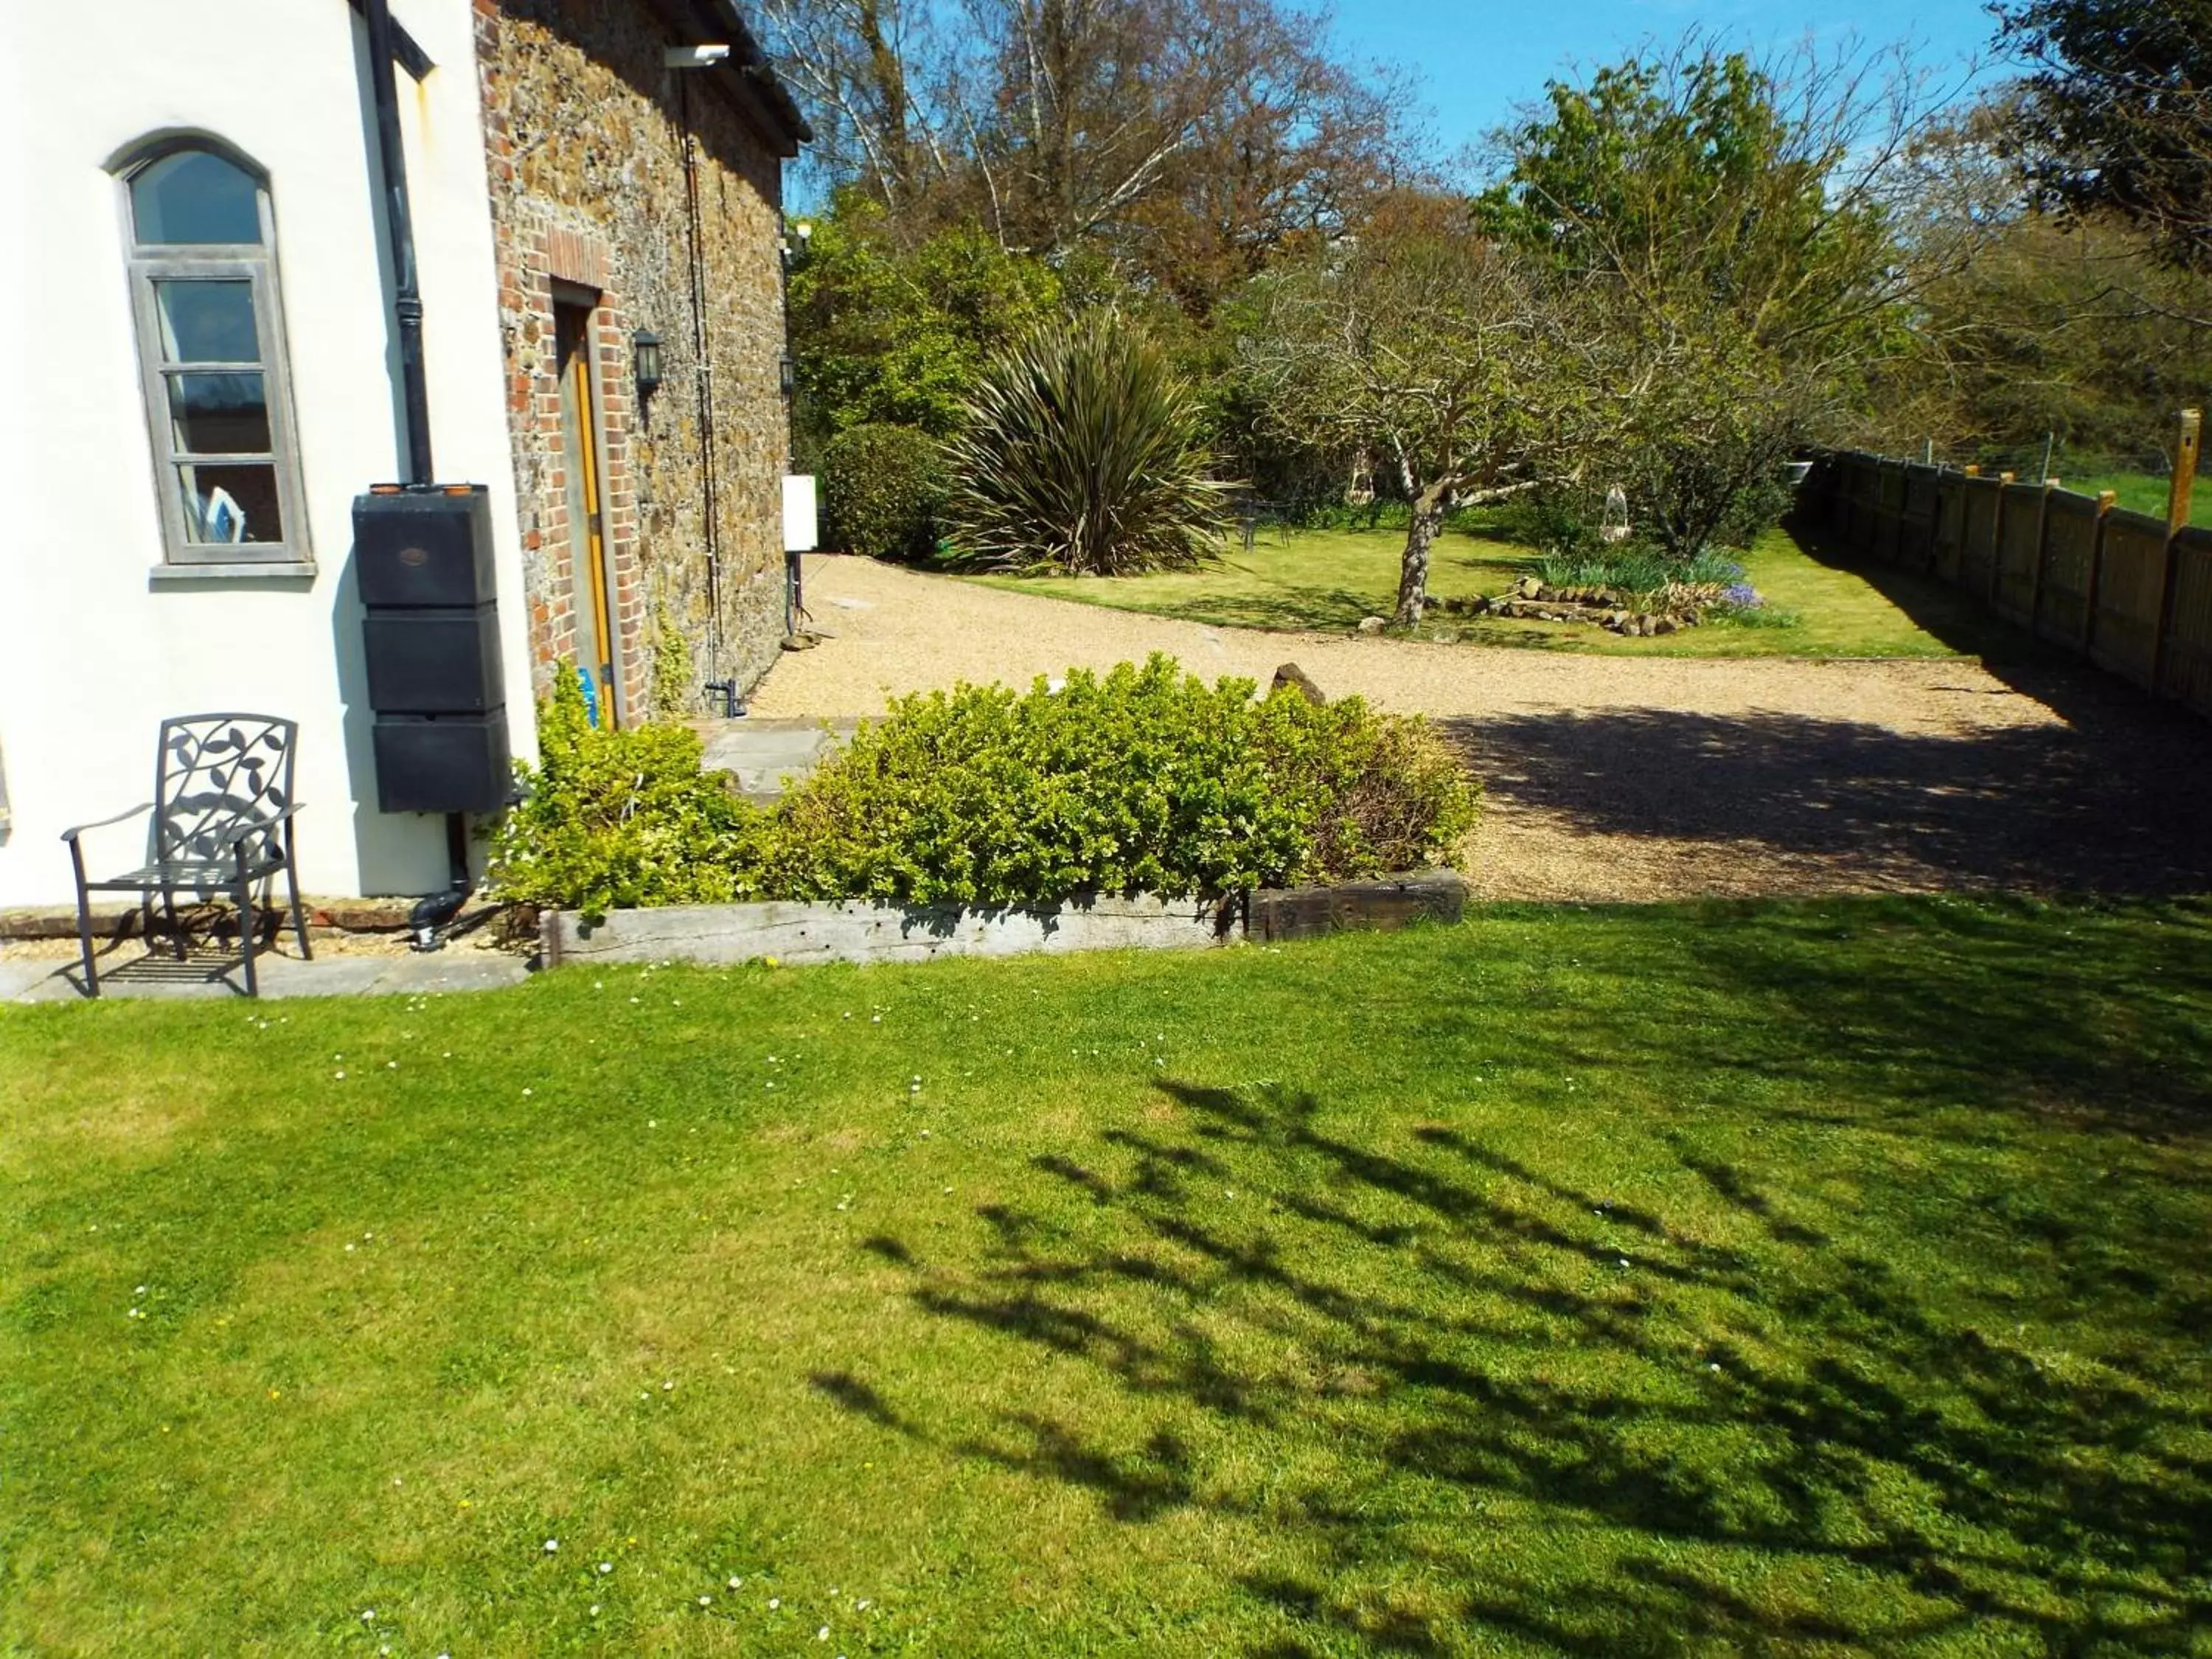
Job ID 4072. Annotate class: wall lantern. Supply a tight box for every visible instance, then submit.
[779,351,796,399]
[633,330,664,400]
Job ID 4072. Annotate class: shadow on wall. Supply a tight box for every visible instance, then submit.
[1442,689,2212,897]
[809,899,2212,1650]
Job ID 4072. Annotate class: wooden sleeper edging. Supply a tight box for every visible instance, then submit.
[542,871,1468,970]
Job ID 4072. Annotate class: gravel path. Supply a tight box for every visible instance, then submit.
[750,554,2212,902]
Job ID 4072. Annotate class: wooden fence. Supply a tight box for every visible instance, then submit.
[1803,451,2212,720]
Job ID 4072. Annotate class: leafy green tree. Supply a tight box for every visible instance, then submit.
[819,422,948,560]
[789,192,1064,443]
[1871,96,2212,468]
[1916,211,2212,467]
[1476,42,1919,556]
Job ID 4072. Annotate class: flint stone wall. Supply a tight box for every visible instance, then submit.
[473,0,793,718]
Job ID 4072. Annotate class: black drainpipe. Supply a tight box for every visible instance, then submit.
[364,0,470,937]
[676,72,726,682]
[364,0,434,485]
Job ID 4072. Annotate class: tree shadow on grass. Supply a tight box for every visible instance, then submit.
[1444,698,2212,897]
[818,1067,2212,1652]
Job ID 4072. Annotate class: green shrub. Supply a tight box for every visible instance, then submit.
[1500,492,1609,561]
[820,422,947,561]
[744,656,1475,907]
[943,313,1231,576]
[492,657,1479,914]
[1252,694,1481,880]
[487,669,746,921]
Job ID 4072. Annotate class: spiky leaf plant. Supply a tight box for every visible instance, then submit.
[943,313,1231,575]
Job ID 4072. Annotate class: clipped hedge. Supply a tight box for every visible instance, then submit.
[490,655,1478,916]
[820,422,946,562]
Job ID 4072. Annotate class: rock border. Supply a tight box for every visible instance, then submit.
[540,871,1467,970]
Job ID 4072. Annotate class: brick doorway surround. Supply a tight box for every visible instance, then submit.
[499,219,647,721]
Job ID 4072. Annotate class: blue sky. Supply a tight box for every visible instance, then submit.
[1325,0,2009,166]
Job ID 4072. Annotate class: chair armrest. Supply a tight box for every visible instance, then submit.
[218,802,307,846]
[60,803,152,843]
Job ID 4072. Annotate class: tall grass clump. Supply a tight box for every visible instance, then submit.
[1534,546,1747,595]
[942,313,1231,576]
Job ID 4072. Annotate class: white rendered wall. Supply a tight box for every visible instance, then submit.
[0,0,537,908]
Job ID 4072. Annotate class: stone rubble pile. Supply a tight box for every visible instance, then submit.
[1428,575,1728,636]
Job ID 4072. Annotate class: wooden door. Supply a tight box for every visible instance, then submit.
[554,299,618,725]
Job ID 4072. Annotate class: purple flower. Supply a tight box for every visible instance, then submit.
[1722,582,1761,608]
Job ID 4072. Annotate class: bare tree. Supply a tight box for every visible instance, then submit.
[757,0,966,210]
[770,0,1422,294]
[1239,206,1552,622]
[1131,0,1418,313]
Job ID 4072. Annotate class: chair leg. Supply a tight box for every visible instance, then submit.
[285,822,312,961]
[236,845,258,998]
[161,885,185,961]
[68,840,100,999]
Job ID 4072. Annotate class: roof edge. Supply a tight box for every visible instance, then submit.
[709,1,813,150]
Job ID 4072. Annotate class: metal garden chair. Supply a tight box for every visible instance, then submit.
[61,714,310,997]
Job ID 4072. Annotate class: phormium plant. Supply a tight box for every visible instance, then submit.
[942,313,1232,577]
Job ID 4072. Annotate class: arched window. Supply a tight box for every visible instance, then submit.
[118,142,310,570]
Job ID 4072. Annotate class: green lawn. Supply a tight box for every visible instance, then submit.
[2059,470,2212,531]
[6,899,2211,1654]
[970,521,2018,658]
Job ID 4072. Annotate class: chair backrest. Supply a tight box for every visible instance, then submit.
[152,714,297,869]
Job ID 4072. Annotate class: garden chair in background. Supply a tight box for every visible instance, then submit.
[61,714,310,997]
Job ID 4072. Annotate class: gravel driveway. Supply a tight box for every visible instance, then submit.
[750,554,2212,901]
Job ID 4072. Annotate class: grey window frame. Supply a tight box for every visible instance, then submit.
[118,143,313,575]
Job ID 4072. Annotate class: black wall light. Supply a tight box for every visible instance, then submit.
[633,329,664,400]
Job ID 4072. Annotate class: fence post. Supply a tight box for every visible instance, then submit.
[2168,408,2201,535]
[2082,489,2117,655]
[1989,472,2014,603]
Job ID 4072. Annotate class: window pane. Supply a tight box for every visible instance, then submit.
[177,463,285,544]
[154,280,260,364]
[167,372,271,454]
[131,150,262,244]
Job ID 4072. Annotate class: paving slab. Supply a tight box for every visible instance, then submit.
[694,716,860,802]
[1,947,530,1004]
[0,959,58,1002]
[364,953,532,994]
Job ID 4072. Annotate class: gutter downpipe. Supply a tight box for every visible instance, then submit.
[364,0,469,936]
[365,0,433,486]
